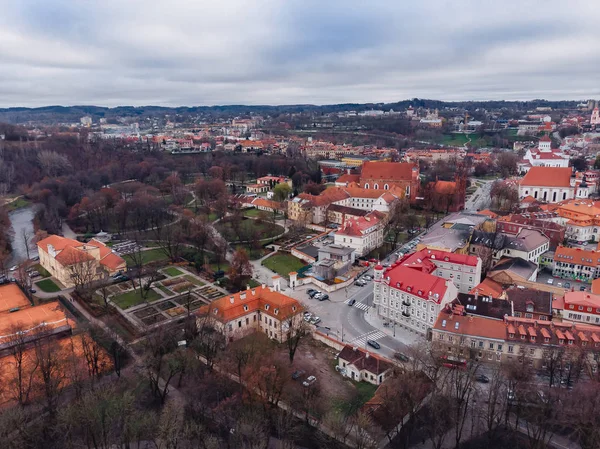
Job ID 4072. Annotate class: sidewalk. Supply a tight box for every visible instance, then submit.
[363,307,421,346]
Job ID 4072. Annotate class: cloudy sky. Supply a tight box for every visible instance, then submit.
[1,0,599,107]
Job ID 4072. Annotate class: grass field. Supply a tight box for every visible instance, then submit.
[5,197,30,211]
[157,285,174,296]
[440,133,472,146]
[163,266,184,277]
[184,275,205,286]
[112,288,161,309]
[32,264,51,278]
[262,253,305,278]
[36,279,61,293]
[123,248,168,266]
[217,219,284,243]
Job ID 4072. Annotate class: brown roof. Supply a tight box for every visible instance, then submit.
[506,287,553,316]
[336,174,360,184]
[433,312,507,340]
[327,204,369,216]
[470,278,505,298]
[338,345,393,375]
[520,167,572,188]
[554,245,600,267]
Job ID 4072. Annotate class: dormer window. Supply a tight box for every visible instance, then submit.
[265,304,270,311]
[213,308,218,315]
[292,306,296,312]
[559,339,564,344]
[568,339,573,345]
[243,305,249,312]
[274,308,279,315]
[544,337,549,343]
[509,333,514,338]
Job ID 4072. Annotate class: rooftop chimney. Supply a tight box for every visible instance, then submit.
[240,292,246,300]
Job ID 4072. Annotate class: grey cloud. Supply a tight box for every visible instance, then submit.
[0,0,599,107]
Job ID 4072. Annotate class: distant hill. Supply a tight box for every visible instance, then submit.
[0,99,582,124]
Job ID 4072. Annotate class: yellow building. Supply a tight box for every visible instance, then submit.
[37,235,126,288]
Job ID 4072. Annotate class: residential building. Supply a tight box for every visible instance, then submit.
[483,229,550,264]
[246,183,269,194]
[552,246,600,283]
[333,211,385,257]
[251,198,284,214]
[397,248,482,294]
[548,199,600,243]
[487,257,539,283]
[554,291,600,326]
[196,286,303,344]
[326,204,369,225]
[496,213,565,250]
[373,262,459,336]
[37,235,126,288]
[256,176,292,187]
[432,304,600,370]
[337,345,393,385]
[417,212,491,254]
[518,167,574,203]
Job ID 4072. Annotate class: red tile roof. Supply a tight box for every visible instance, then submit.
[554,245,600,267]
[433,312,506,340]
[338,345,393,375]
[336,174,360,184]
[469,278,504,298]
[400,248,480,268]
[520,167,572,188]
[382,265,448,303]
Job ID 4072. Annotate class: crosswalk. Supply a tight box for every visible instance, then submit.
[344,298,371,311]
[350,330,386,347]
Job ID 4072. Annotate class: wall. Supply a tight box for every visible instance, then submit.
[313,331,346,351]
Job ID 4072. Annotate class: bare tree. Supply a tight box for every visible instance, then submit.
[284,314,306,363]
[6,324,39,406]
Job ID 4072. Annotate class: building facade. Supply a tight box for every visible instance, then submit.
[373,263,459,336]
[196,286,304,344]
[552,246,600,283]
[518,167,575,203]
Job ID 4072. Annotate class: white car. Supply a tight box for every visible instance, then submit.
[9,265,17,272]
[303,375,317,387]
[547,279,554,285]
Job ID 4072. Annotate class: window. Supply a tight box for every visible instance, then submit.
[238,321,242,328]
[497,344,503,351]
[489,343,494,350]
[508,345,514,353]
[228,324,233,332]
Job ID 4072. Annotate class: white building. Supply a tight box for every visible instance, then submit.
[521,136,569,172]
[373,263,459,336]
[518,166,575,203]
[333,211,385,257]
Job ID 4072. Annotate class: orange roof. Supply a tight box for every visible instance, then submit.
[252,198,283,210]
[336,174,360,184]
[37,234,81,253]
[520,167,572,188]
[470,278,504,298]
[521,195,538,204]
[54,245,95,266]
[478,209,498,219]
[197,287,303,323]
[433,313,506,340]
[0,284,31,313]
[298,187,350,207]
[360,161,417,183]
[592,278,600,295]
[554,245,600,267]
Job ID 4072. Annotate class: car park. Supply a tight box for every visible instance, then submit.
[303,375,317,387]
[367,340,381,350]
[292,369,305,380]
[348,299,356,306]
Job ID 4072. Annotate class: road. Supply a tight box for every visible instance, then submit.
[465,179,494,211]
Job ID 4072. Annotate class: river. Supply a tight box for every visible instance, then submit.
[8,205,39,266]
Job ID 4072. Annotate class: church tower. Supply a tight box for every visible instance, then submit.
[591,105,600,126]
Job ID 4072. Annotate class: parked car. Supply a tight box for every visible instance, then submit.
[303,375,317,387]
[318,294,329,301]
[310,317,321,325]
[367,340,381,350]
[29,289,36,294]
[335,366,347,376]
[564,282,571,289]
[292,369,305,380]
[9,266,17,272]
[303,315,312,322]
[393,352,409,362]
[28,271,40,278]
[476,374,490,383]
[547,279,554,285]
[306,289,316,296]
[580,286,586,291]
[348,299,356,306]
[32,256,39,261]
[354,280,366,287]
[309,290,321,298]
[362,275,372,281]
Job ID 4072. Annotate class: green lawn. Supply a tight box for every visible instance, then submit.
[243,208,263,217]
[112,288,161,309]
[163,266,184,277]
[440,133,472,146]
[262,253,305,278]
[123,248,169,266]
[217,219,284,243]
[36,279,61,293]
[33,264,51,278]
[5,197,30,211]
[209,262,230,273]
[184,275,205,286]
[157,285,174,296]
